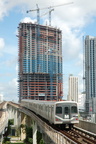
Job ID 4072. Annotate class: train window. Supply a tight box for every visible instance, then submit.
[56,107,62,114]
[71,106,77,113]
[65,107,69,114]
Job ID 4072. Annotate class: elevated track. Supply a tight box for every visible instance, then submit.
[1,101,96,144]
[17,102,96,144]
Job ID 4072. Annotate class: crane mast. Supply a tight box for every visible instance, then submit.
[49,9,54,26]
[36,4,40,25]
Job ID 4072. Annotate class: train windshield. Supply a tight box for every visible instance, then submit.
[56,106,62,114]
[64,107,69,114]
[71,106,77,113]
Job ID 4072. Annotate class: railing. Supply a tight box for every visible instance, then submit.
[20,108,77,144]
[76,120,96,134]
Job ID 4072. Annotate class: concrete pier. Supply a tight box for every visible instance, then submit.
[33,121,37,144]
[21,113,26,141]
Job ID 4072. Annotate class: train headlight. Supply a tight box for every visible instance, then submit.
[76,118,78,120]
[56,118,59,121]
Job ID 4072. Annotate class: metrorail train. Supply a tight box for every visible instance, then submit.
[21,99,79,129]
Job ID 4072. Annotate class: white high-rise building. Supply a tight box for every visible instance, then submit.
[78,93,86,110]
[68,74,78,102]
[85,35,96,113]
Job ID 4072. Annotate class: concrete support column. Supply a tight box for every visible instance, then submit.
[0,133,3,144]
[26,116,32,127]
[8,106,12,119]
[11,107,14,119]
[17,111,21,126]
[14,109,17,126]
[21,113,26,141]
[33,121,37,144]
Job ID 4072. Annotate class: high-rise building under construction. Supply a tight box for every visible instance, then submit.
[18,22,63,102]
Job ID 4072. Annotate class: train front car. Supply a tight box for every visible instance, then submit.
[55,101,79,129]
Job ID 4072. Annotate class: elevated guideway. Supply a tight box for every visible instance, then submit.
[8,102,96,144]
[1,101,96,144]
[8,102,77,144]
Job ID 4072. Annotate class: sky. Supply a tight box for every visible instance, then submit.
[0,0,96,102]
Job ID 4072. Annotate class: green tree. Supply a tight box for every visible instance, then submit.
[8,119,14,125]
[3,119,15,144]
[37,131,42,144]
[20,124,32,144]
[39,139,45,144]
[20,124,45,144]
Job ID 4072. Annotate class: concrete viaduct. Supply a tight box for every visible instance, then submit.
[0,101,96,144]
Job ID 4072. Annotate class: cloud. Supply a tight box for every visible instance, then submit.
[20,17,36,23]
[0,1,8,20]
[0,0,96,22]
[0,78,18,102]
[0,38,5,57]
[0,38,5,50]
[55,0,96,25]
[0,44,18,68]
[75,53,83,67]
[0,0,96,32]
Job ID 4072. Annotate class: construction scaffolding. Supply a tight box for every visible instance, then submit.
[18,73,62,101]
[18,22,63,102]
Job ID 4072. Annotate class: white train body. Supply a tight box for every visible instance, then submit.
[21,99,79,127]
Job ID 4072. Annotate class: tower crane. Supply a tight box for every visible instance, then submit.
[26,2,73,25]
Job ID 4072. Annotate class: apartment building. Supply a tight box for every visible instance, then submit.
[68,74,78,102]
